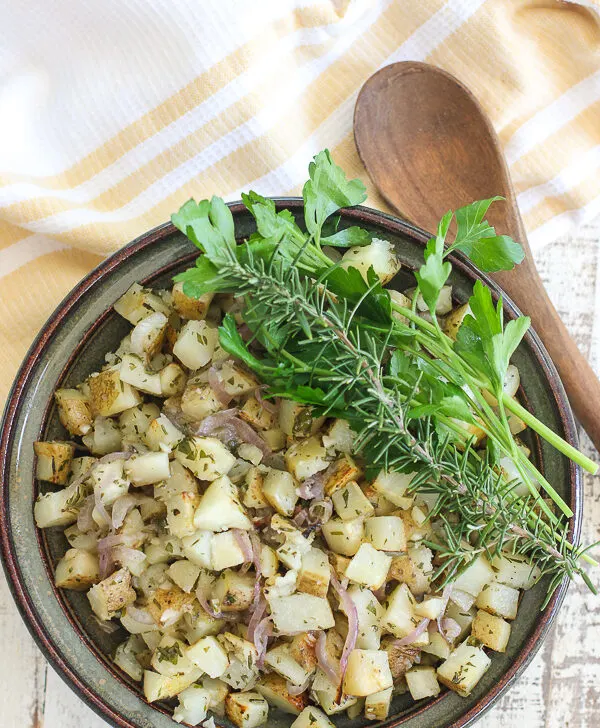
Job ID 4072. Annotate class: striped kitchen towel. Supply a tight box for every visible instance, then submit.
[0,0,599,401]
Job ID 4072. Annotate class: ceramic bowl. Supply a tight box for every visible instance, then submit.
[0,199,581,728]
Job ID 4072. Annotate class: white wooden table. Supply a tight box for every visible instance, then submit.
[1,219,599,728]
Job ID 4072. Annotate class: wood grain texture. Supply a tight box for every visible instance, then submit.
[1,218,599,728]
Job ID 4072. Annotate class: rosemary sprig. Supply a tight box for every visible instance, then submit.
[172,150,598,604]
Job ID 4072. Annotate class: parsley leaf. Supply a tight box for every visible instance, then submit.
[171,197,237,267]
[321,226,372,248]
[414,210,453,315]
[173,256,232,297]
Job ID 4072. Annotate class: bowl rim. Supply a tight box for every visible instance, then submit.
[0,198,581,728]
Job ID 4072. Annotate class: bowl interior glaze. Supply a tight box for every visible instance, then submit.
[0,200,581,728]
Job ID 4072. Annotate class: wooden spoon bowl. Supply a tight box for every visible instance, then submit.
[354,61,600,451]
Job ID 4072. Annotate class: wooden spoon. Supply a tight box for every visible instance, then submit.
[354,61,600,452]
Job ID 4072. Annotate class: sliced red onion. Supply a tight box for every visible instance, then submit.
[394,618,430,646]
[111,493,138,530]
[436,583,454,640]
[372,585,387,602]
[208,366,233,406]
[230,418,271,456]
[255,387,278,414]
[329,568,358,681]
[77,496,96,532]
[126,606,155,625]
[308,499,333,524]
[196,589,238,622]
[247,595,267,643]
[113,545,146,567]
[293,509,309,528]
[315,630,340,686]
[249,531,263,605]
[439,617,461,643]
[94,488,111,529]
[232,529,253,562]
[253,616,273,667]
[194,408,239,436]
[287,677,310,696]
[297,472,325,501]
[98,539,114,579]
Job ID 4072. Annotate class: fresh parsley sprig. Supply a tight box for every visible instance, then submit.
[172,149,598,602]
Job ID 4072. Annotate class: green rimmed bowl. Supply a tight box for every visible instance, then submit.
[0,199,581,728]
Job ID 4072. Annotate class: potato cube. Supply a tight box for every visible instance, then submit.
[323,456,361,496]
[259,543,279,579]
[125,451,171,486]
[364,687,392,721]
[119,402,160,440]
[382,583,421,641]
[55,389,92,436]
[173,320,218,369]
[322,419,354,454]
[113,635,145,681]
[321,517,364,557]
[240,397,276,431]
[444,603,476,642]
[372,470,415,507]
[345,544,391,590]
[490,553,541,590]
[475,582,519,620]
[297,547,330,598]
[340,239,400,285]
[211,530,248,571]
[187,636,230,678]
[437,640,491,697]
[166,491,200,538]
[182,607,225,643]
[471,609,511,652]
[343,649,393,696]
[454,554,494,597]
[145,414,184,452]
[421,628,451,660]
[159,362,187,396]
[268,594,335,635]
[262,468,298,516]
[292,707,335,728]
[414,596,444,620]
[262,428,286,451]
[364,516,407,552]
[114,283,170,325]
[242,467,268,509]
[331,481,374,521]
[255,673,308,715]
[181,379,223,420]
[214,569,255,612]
[168,559,201,593]
[85,415,123,455]
[405,666,440,700]
[173,282,214,320]
[155,459,198,499]
[173,685,210,725]
[219,361,260,397]
[226,692,269,728]
[348,586,383,650]
[87,368,142,417]
[279,400,323,439]
[143,668,202,702]
[444,303,471,341]
[34,441,75,484]
[151,635,193,677]
[388,544,433,595]
[119,354,162,395]
[54,548,99,590]
[272,515,312,570]
[285,437,329,481]
[193,475,251,531]
[147,585,195,626]
[181,531,213,569]
[265,644,312,687]
[87,568,136,621]
[175,437,236,481]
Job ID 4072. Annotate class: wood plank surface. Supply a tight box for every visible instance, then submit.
[1,217,599,728]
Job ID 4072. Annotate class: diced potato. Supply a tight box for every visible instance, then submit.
[449,588,476,612]
[313,671,357,714]
[175,437,236,482]
[155,459,198,499]
[64,524,98,551]
[388,544,433,596]
[143,667,202,702]
[372,470,416,507]
[331,481,374,521]
[145,414,184,452]
[259,544,279,579]
[364,687,392,721]
[321,517,364,557]
[70,456,97,480]
[168,559,201,593]
[87,568,136,621]
[265,644,312,686]
[173,685,210,725]
[292,707,335,728]
[345,544,391,590]
[415,596,444,620]
[240,397,276,431]
[348,586,383,650]
[55,389,92,436]
[201,675,230,712]
[219,633,260,690]
[262,468,298,517]
[113,635,145,681]
[238,444,263,466]
[214,569,255,612]
[475,582,519,620]
[279,400,324,439]
[471,609,511,652]
[421,627,452,660]
[262,428,286,451]
[151,635,193,677]
[90,458,128,507]
[289,633,318,673]
[343,649,393,696]
[323,456,361,496]
[193,475,251,531]
[491,553,541,590]
[364,516,407,552]
[181,531,213,568]
[437,640,491,697]
[87,368,143,417]
[147,585,196,626]
[382,583,421,641]
[297,547,330,599]
[34,441,75,484]
[272,515,313,570]
[119,402,160,439]
[322,418,354,453]
[226,691,269,728]
[255,673,308,715]
[172,282,214,320]
[159,362,187,396]
[120,605,159,635]
[119,354,162,395]
[181,379,223,420]
[54,548,99,590]
[126,451,171,486]
[166,491,200,538]
[454,554,494,597]
[268,594,335,634]
[187,635,230,678]
[242,467,268,509]
[84,415,123,455]
[445,603,476,642]
[114,283,170,325]
[341,238,401,285]
[219,361,260,397]
[173,320,218,370]
[444,303,471,340]
[285,437,329,481]
[182,607,225,643]
[405,666,441,700]
[211,530,248,571]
